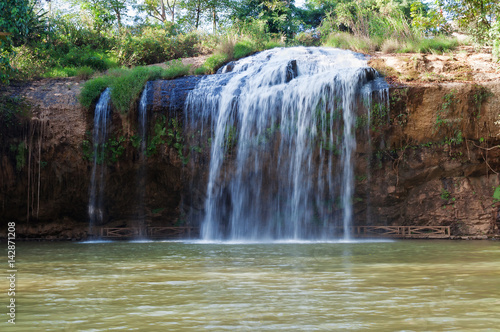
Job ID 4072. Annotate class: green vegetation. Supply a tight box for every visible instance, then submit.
[1,0,497,90]
[10,142,27,171]
[80,61,190,112]
[493,186,500,203]
[147,115,189,164]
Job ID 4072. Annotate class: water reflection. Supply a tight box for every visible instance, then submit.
[9,240,500,331]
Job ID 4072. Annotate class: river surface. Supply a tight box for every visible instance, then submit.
[8,240,500,331]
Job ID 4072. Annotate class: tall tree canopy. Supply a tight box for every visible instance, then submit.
[232,0,300,37]
[439,0,499,43]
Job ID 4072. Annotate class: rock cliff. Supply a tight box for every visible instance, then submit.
[1,69,500,239]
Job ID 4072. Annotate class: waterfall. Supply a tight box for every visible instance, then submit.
[185,47,384,241]
[136,84,149,237]
[88,88,111,236]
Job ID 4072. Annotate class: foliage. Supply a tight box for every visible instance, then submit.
[410,1,451,35]
[231,0,301,39]
[147,114,189,164]
[79,60,191,112]
[79,75,114,108]
[440,0,499,44]
[0,47,14,84]
[233,40,255,59]
[324,32,376,53]
[490,20,500,62]
[195,53,228,74]
[115,29,201,66]
[0,0,47,46]
[0,0,47,83]
[440,188,451,201]
[69,0,130,31]
[8,13,119,80]
[493,186,500,203]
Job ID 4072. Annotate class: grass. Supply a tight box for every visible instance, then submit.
[42,66,96,79]
[322,31,459,54]
[195,38,284,75]
[195,53,228,75]
[324,32,377,53]
[398,36,459,53]
[79,60,191,113]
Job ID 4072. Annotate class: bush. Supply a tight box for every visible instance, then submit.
[292,32,321,47]
[114,28,203,66]
[62,47,111,71]
[10,41,117,80]
[381,39,401,54]
[76,66,95,80]
[10,45,48,79]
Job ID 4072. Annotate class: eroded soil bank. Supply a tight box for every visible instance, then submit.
[1,53,500,240]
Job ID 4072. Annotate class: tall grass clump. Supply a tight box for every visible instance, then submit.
[400,36,459,54]
[195,19,285,75]
[324,32,376,53]
[79,60,190,113]
[79,75,114,108]
[319,1,459,54]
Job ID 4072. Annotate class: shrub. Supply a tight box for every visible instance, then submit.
[292,32,321,47]
[76,66,95,80]
[9,45,48,79]
[381,39,401,54]
[114,29,203,66]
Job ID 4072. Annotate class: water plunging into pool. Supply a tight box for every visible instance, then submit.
[185,47,384,241]
[88,88,111,235]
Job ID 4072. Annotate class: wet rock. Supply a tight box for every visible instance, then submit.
[285,60,298,83]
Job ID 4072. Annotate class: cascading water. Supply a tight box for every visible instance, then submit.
[136,84,149,236]
[185,47,384,241]
[88,88,111,236]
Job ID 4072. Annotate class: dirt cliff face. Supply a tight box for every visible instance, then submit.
[1,74,500,239]
[352,82,500,237]
[0,78,185,239]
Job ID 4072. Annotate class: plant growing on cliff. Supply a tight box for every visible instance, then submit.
[440,188,451,201]
[79,61,191,113]
[471,84,493,118]
[9,141,26,171]
[493,186,500,203]
[146,115,189,164]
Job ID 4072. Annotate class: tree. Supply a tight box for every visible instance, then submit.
[141,0,179,24]
[69,0,129,31]
[0,0,47,46]
[439,0,499,43]
[232,0,300,37]
[0,0,47,84]
[180,0,206,29]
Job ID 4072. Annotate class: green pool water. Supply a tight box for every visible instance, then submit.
[5,240,500,331]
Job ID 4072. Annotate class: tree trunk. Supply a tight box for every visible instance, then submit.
[212,8,216,34]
